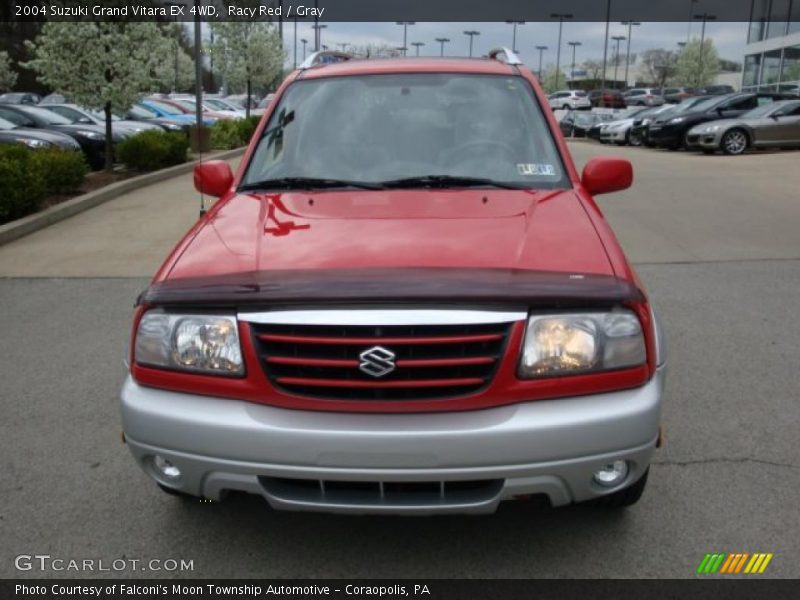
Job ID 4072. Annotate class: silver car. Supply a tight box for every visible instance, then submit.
[686,99,800,155]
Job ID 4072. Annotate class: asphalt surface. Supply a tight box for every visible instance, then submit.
[1,143,799,579]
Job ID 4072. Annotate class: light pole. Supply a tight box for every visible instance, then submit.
[694,13,717,86]
[687,0,699,43]
[301,38,308,60]
[551,13,573,91]
[337,42,348,52]
[600,0,611,104]
[396,22,415,56]
[677,41,687,52]
[411,42,425,56]
[293,17,298,69]
[505,20,525,53]
[535,45,548,80]
[567,41,581,83]
[396,46,407,56]
[435,37,450,56]
[463,30,480,57]
[621,21,640,88]
[312,24,327,52]
[612,35,626,88]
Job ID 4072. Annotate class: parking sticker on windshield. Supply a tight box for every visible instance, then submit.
[517,163,556,176]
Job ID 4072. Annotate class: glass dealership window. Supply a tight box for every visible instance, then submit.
[743,54,762,88]
[761,49,783,85]
[781,45,800,83]
[766,0,790,38]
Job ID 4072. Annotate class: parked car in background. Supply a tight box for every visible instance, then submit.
[560,111,614,138]
[40,104,164,138]
[0,104,117,169]
[124,104,191,134]
[628,104,683,146]
[203,97,250,117]
[139,99,215,126]
[38,93,69,105]
[777,84,799,96]
[623,88,665,107]
[696,84,735,96]
[648,92,792,150]
[663,87,697,104]
[251,93,275,116]
[0,92,41,105]
[224,93,260,109]
[0,115,83,151]
[152,97,231,121]
[588,89,626,108]
[547,90,591,111]
[686,98,800,155]
[595,107,650,145]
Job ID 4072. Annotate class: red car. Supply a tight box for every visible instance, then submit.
[589,88,627,109]
[122,49,666,515]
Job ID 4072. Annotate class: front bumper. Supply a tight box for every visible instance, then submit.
[647,124,681,147]
[600,128,628,142]
[686,130,722,149]
[121,366,664,514]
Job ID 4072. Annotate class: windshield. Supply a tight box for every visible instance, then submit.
[687,95,727,113]
[22,107,73,125]
[128,105,158,119]
[0,116,17,129]
[86,109,119,121]
[145,100,184,115]
[242,73,567,189]
[174,99,196,111]
[741,103,780,118]
[206,98,239,111]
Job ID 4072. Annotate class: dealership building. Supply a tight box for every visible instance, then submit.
[742,0,800,92]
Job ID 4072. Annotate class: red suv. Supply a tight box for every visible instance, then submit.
[122,49,665,515]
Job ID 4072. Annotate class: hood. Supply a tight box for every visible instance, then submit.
[163,189,615,282]
[2,127,81,148]
[688,117,748,132]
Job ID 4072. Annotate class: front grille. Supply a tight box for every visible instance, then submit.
[251,321,511,401]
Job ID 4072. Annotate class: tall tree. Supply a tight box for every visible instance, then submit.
[25,22,165,171]
[209,22,285,117]
[674,38,721,88]
[638,48,677,88]
[154,26,195,93]
[0,51,17,91]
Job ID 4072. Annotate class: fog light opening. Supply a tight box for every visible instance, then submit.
[593,461,629,487]
[153,455,181,480]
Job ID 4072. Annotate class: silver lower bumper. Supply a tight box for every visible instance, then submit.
[121,367,664,514]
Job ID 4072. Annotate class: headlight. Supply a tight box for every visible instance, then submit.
[135,310,244,376]
[703,125,721,132]
[518,310,645,378]
[19,138,51,148]
[642,118,652,125]
[162,123,181,130]
[75,130,104,139]
[668,117,685,124]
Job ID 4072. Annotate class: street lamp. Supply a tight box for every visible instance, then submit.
[396,46,407,56]
[694,13,717,86]
[600,0,611,103]
[551,13,573,91]
[396,22,415,56]
[435,37,450,57]
[620,21,640,88]
[300,38,308,60]
[505,20,525,53]
[411,42,425,56]
[535,45,548,80]
[337,43,348,52]
[463,30,480,57]
[312,23,327,52]
[687,0,699,43]
[677,41,687,52]
[612,35,626,88]
[567,41,582,82]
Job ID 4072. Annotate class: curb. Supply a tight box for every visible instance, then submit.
[0,147,245,247]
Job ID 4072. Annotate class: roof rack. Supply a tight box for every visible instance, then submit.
[298,50,353,70]
[487,47,523,66]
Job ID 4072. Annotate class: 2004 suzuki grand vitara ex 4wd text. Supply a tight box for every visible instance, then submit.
[122,49,666,515]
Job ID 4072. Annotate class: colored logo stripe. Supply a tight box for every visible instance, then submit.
[698,553,773,574]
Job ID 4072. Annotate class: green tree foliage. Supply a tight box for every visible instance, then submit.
[154,25,195,93]
[638,48,678,88]
[674,38,721,87]
[209,22,285,116]
[0,50,17,91]
[25,21,166,171]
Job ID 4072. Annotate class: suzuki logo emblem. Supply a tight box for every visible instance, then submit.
[358,346,396,378]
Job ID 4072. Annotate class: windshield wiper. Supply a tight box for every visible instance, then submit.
[379,175,526,190]
[238,177,386,192]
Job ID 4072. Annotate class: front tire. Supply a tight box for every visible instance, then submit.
[588,469,649,508]
[721,128,748,155]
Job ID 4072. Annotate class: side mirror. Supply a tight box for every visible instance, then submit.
[581,157,633,196]
[193,160,233,197]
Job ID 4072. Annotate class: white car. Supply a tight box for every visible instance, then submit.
[597,107,650,145]
[548,90,591,111]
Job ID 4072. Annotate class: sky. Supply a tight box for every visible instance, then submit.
[279,21,749,69]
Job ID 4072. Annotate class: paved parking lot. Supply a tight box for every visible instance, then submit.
[1,143,798,578]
